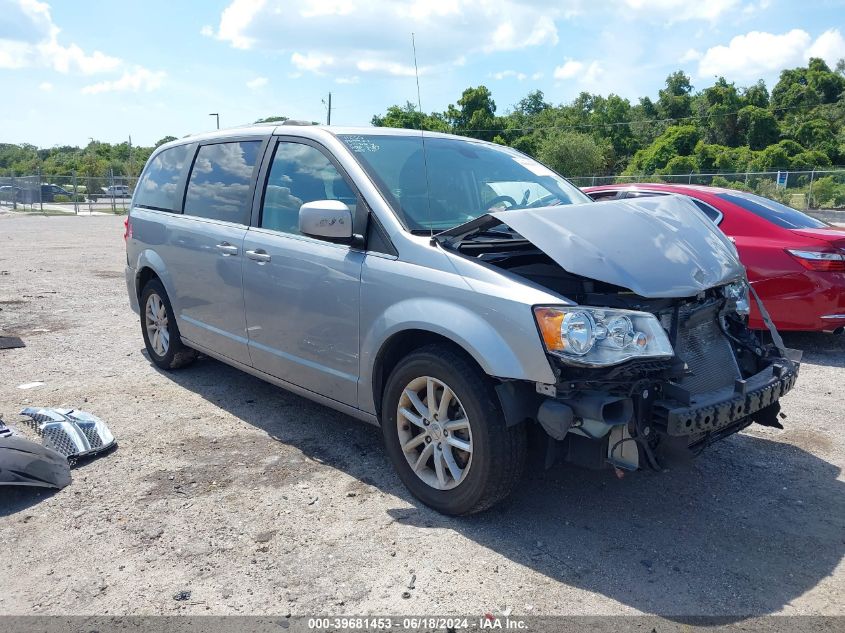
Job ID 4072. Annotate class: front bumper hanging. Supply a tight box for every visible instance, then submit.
[653,356,799,437]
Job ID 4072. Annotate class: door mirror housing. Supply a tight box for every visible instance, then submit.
[299,200,354,242]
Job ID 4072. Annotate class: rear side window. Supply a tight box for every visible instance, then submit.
[135,144,193,212]
[184,141,263,224]
[690,199,722,223]
[260,141,356,235]
[625,190,668,199]
[588,190,622,201]
[716,192,828,229]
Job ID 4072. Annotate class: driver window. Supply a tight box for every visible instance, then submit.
[261,141,356,235]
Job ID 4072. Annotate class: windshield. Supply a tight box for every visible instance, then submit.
[339,133,591,231]
[716,191,829,229]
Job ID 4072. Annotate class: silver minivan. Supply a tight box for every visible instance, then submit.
[125,124,798,515]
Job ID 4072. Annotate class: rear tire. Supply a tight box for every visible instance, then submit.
[140,278,196,371]
[381,344,526,515]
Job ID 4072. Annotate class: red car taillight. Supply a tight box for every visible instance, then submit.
[123,217,131,241]
[786,248,845,272]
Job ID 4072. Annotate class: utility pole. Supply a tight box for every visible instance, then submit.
[209,113,220,129]
[323,92,332,125]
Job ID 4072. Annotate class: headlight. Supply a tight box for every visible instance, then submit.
[723,280,750,316]
[533,306,674,367]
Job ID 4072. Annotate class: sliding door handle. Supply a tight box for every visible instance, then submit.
[246,249,271,263]
[216,242,239,256]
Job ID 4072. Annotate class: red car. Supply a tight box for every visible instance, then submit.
[582,184,845,333]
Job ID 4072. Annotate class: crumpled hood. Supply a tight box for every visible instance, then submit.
[488,195,745,298]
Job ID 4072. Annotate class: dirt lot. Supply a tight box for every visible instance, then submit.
[1,214,843,619]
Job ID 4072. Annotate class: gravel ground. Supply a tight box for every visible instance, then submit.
[0,214,843,619]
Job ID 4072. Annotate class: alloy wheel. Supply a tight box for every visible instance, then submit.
[396,376,473,490]
[144,293,170,357]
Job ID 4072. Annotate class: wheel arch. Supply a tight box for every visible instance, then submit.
[132,250,177,309]
[371,330,482,419]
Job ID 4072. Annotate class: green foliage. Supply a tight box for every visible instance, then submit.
[657,71,694,120]
[659,155,697,175]
[737,105,780,150]
[536,131,607,177]
[253,116,289,124]
[445,85,501,141]
[371,102,448,132]
[625,125,699,174]
[369,59,841,177]
[741,80,770,109]
[694,77,742,146]
[809,175,845,207]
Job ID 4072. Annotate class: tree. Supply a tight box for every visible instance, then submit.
[371,102,449,132]
[625,125,700,174]
[741,80,770,109]
[659,155,697,175]
[657,71,693,121]
[154,136,177,148]
[737,105,780,150]
[515,90,549,116]
[445,85,501,140]
[254,116,289,123]
[772,59,845,113]
[695,77,742,146]
[588,94,638,168]
[537,131,607,177]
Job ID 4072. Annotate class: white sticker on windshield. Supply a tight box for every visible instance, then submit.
[344,136,380,153]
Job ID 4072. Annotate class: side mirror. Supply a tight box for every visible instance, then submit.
[299,200,353,241]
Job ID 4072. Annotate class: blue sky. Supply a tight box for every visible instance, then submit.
[1,0,844,147]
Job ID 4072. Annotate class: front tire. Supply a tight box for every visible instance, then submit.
[140,279,196,370]
[381,344,526,515]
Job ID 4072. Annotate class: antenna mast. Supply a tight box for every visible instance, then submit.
[411,33,434,239]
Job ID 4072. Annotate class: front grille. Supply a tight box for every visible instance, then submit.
[674,306,740,394]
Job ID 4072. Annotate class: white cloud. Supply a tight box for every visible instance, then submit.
[217,0,266,49]
[531,71,544,80]
[200,24,214,37]
[679,48,701,63]
[553,59,583,79]
[0,0,121,73]
[210,0,577,76]
[0,0,165,95]
[583,61,604,85]
[38,40,121,74]
[355,58,418,77]
[291,51,334,74]
[38,81,52,91]
[622,0,740,22]
[81,66,166,94]
[698,28,845,79]
[806,28,845,66]
[335,75,359,84]
[246,76,268,89]
[492,69,528,81]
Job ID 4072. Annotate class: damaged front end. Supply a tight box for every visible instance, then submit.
[438,195,800,472]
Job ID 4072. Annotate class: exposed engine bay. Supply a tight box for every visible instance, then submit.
[436,204,800,473]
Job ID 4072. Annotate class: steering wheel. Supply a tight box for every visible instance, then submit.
[527,193,560,208]
[487,195,518,211]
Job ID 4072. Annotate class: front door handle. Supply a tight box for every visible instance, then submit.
[216,242,239,256]
[246,249,271,263]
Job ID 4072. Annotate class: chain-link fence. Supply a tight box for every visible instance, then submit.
[0,170,138,214]
[568,169,845,215]
[4,167,845,219]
